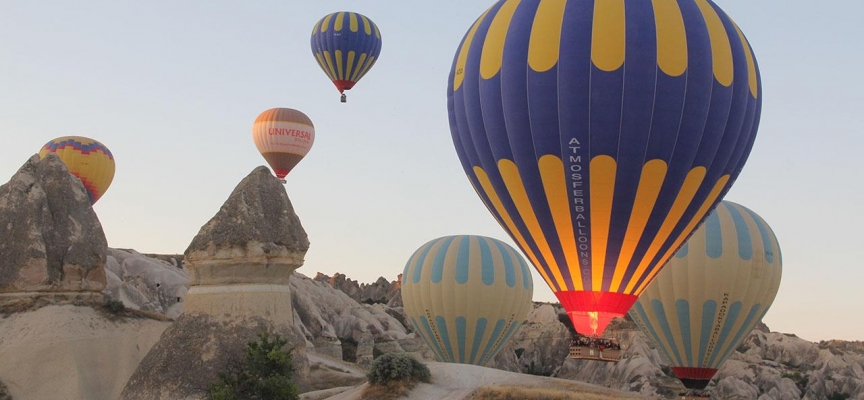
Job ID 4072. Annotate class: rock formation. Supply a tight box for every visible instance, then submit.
[494,304,573,376]
[0,305,170,400]
[103,248,189,318]
[489,303,864,400]
[0,155,169,400]
[290,272,421,367]
[122,167,311,399]
[313,272,403,306]
[0,154,107,302]
[108,253,864,399]
[315,272,362,301]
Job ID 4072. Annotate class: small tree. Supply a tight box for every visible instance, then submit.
[207,332,299,400]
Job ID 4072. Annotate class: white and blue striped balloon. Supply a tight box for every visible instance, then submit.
[629,201,782,389]
[401,235,534,366]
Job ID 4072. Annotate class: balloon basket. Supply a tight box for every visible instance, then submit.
[567,345,621,362]
[279,178,287,184]
[340,93,347,103]
[568,334,621,362]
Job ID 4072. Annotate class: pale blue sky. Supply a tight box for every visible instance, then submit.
[1,1,861,342]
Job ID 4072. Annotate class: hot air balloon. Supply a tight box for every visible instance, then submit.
[252,108,315,182]
[629,200,782,390]
[38,136,115,204]
[401,235,533,366]
[447,0,762,337]
[311,11,382,102]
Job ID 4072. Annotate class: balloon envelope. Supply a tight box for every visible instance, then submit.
[310,11,382,95]
[401,235,533,366]
[38,136,115,204]
[447,0,762,336]
[252,108,315,179]
[629,201,782,389]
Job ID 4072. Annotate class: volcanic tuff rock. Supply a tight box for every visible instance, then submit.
[121,167,312,399]
[184,165,308,286]
[315,272,362,300]
[314,272,403,306]
[110,261,864,399]
[121,313,309,400]
[181,166,308,320]
[103,248,188,318]
[0,154,107,299]
[497,303,864,400]
[290,272,420,366]
[0,305,169,400]
[495,304,573,376]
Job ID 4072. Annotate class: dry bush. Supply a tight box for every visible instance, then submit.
[469,386,627,400]
[360,353,431,400]
[360,380,417,400]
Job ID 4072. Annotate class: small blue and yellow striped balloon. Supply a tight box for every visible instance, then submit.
[401,235,534,366]
[310,11,382,96]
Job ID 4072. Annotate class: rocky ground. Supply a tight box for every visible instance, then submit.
[98,251,864,400]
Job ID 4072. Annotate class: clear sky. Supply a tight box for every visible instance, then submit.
[1,1,861,342]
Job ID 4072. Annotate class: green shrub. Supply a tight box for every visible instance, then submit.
[341,337,358,363]
[366,353,431,386]
[105,299,125,314]
[828,392,850,400]
[207,332,298,400]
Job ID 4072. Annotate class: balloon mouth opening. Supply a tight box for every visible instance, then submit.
[671,367,717,389]
[568,311,625,336]
[555,291,637,336]
[333,80,355,93]
[272,169,289,183]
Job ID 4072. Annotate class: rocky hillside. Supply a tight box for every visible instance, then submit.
[301,274,864,400]
[100,254,864,400]
[312,272,402,307]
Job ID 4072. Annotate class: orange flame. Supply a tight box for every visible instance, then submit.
[588,311,599,335]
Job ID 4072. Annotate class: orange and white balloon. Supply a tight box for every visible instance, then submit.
[252,108,315,181]
[38,136,115,204]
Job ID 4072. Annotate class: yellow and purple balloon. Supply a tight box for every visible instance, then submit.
[39,136,115,204]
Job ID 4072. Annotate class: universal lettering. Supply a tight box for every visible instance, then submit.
[268,128,312,140]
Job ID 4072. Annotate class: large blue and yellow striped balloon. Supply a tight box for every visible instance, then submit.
[629,201,781,390]
[447,0,762,336]
[401,235,534,366]
[310,11,382,99]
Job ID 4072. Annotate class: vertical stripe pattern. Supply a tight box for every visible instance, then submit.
[628,201,782,385]
[401,235,534,365]
[447,0,762,336]
[311,11,382,94]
